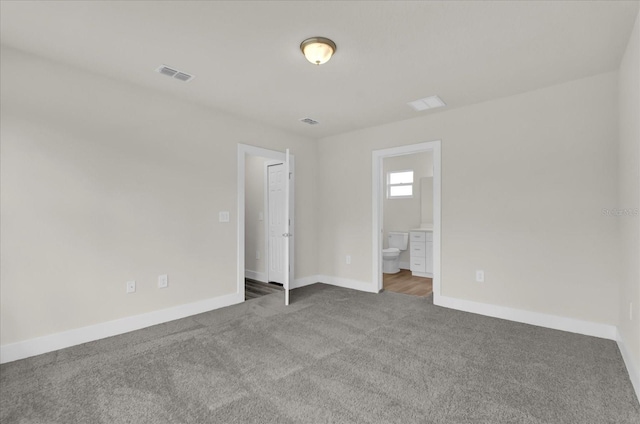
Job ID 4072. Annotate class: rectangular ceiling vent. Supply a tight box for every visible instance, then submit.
[299,117,319,125]
[155,65,195,82]
[408,95,446,111]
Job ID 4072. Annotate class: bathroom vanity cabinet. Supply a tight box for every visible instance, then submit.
[409,230,433,278]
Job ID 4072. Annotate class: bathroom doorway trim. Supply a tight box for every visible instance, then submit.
[372,140,441,300]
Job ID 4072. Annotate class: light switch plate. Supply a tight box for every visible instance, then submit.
[219,211,230,222]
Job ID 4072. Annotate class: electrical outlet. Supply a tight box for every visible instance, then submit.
[258,212,264,221]
[475,270,485,283]
[158,274,168,289]
[256,250,260,260]
[346,255,351,265]
[126,280,136,293]
[219,211,230,222]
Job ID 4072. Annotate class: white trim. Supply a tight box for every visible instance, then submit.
[237,144,295,303]
[284,149,291,305]
[435,295,617,340]
[0,292,243,364]
[319,275,380,293]
[617,329,640,400]
[291,275,321,289]
[245,270,267,283]
[372,141,442,299]
[289,274,377,293]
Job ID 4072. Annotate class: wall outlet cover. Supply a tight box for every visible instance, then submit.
[158,274,168,289]
[126,280,136,294]
[475,270,485,283]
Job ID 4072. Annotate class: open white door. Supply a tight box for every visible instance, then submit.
[267,163,286,285]
[237,144,295,304]
[283,149,291,305]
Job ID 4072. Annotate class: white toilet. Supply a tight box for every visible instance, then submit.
[382,232,409,274]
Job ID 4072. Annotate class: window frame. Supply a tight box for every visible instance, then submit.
[386,169,414,199]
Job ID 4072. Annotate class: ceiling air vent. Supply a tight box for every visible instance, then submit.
[155,65,195,82]
[299,117,319,125]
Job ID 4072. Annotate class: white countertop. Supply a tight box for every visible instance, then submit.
[411,227,433,232]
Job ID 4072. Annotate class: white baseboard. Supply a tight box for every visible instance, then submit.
[5,276,632,406]
[291,275,321,289]
[288,274,377,293]
[0,292,244,364]
[435,295,617,340]
[245,269,267,282]
[617,329,640,401]
[317,275,379,293]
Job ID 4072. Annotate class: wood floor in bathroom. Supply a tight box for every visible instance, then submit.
[383,269,433,297]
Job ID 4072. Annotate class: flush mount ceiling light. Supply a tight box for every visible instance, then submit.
[408,95,446,111]
[300,37,337,65]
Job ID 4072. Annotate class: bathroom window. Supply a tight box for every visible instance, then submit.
[387,170,413,198]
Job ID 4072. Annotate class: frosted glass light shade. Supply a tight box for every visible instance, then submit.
[300,37,336,65]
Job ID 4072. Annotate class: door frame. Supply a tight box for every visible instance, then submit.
[237,144,295,298]
[372,140,441,301]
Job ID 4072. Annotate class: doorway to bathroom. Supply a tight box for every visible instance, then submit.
[237,144,294,305]
[372,141,441,300]
[381,152,433,296]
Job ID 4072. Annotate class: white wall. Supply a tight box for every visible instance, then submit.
[618,10,640,385]
[244,155,270,280]
[0,47,318,346]
[382,152,432,266]
[0,35,634,373]
[317,71,620,326]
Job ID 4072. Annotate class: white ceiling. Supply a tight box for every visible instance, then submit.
[1,1,638,138]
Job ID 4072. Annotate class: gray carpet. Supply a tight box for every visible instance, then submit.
[1,283,638,424]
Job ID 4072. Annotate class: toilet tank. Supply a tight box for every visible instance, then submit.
[388,232,409,250]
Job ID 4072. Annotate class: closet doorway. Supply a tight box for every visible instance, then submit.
[237,144,294,305]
